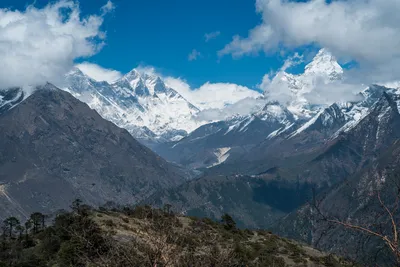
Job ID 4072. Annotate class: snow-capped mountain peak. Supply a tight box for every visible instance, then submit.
[117,68,171,96]
[264,48,344,119]
[63,49,346,146]
[67,67,85,77]
[304,48,343,79]
[63,67,206,143]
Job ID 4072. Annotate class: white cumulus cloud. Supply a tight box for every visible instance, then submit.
[116,65,261,113]
[303,81,363,105]
[76,62,122,83]
[164,77,261,110]
[259,52,304,105]
[220,0,400,83]
[194,97,266,121]
[0,0,112,89]
[101,65,262,120]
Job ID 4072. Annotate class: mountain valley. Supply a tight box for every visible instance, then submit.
[2,0,400,265]
[0,49,399,265]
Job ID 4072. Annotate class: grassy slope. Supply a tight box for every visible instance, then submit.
[94,207,356,267]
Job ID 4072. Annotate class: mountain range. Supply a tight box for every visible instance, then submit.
[145,80,400,265]
[0,48,399,265]
[60,48,358,162]
[153,49,399,170]
[62,50,345,146]
[64,68,206,145]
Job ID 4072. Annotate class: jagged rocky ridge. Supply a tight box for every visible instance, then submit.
[59,49,399,173]
[155,50,400,170]
[64,68,204,145]
[59,49,348,167]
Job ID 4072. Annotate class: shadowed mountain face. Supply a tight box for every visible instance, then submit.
[0,84,185,219]
[272,140,400,266]
[146,174,315,229]
[270,93,400,265]
[148,92,400,245]
[207,91,400,183]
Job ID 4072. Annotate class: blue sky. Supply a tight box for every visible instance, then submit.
[1,0,301,89]
[1,0,400,95]
[94,0,289,88]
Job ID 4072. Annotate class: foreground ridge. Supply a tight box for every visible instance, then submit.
[0,202,356,267]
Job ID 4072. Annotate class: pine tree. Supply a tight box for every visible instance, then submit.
[30,212,44,234]
[3,217,20,238]
[221,214,236,231]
